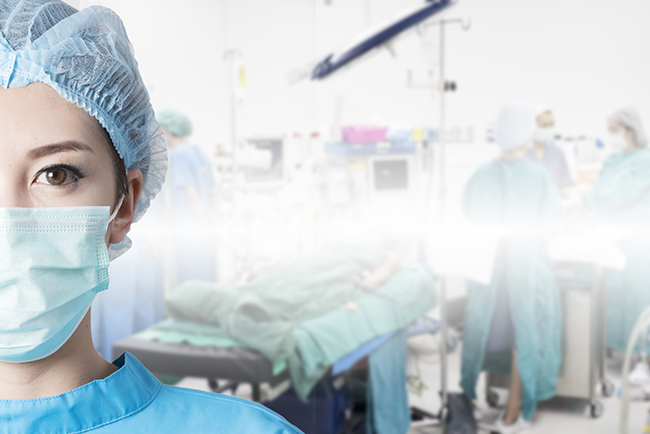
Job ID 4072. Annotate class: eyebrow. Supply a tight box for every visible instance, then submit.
[28,141,95,160]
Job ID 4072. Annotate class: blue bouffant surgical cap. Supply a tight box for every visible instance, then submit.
[157,109,194,139]
[0,0,167,222]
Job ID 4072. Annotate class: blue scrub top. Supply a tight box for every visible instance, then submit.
[0,353,302,434]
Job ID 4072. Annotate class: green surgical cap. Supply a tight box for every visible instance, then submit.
[157,110,194,139]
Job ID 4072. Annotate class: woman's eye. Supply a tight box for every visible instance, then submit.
[35,167,78,186]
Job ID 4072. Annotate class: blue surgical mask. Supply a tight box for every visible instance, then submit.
[534,128,555,147]
[0,205,119,363]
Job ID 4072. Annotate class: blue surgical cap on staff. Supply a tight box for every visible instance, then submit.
[610,107,648,148]
[157,110,194,139]
[0,0,167,223]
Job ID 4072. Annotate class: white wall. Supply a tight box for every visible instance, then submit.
[221,0,650,140]
[446,0,650,139]
[225,0,445,136]
[80,0,228,150]
[71,0,650,157]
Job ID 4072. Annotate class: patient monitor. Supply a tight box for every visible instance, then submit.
[367,154,418,205]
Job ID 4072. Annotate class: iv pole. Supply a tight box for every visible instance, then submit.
[407,17,470,429]
[223,49,242,178]
[408,17,470,224]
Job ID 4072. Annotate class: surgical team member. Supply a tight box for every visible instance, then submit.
[461,102,563,433]
[525,108,575,196]
[583,107,650,360]
[157,109,218,287]
[0,1,300,433]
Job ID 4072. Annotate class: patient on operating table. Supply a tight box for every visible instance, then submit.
[163,239,420,359]
[143,238,437,433]
[242,241,404,312]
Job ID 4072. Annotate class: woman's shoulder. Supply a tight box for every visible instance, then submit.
[601,148,650,178]
[630,148,650,166]
[90,352,302,433]
[148,385,303,433]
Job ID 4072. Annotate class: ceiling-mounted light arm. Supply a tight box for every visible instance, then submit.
[423,16,471,31]
[383,41,397,58]
[310,0,455,81]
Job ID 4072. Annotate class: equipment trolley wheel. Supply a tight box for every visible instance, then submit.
[601,380,615,398]
[590,400,604,418]
[438,406,448,423]
[208,379,240,395]
[486,389,500,408]
[208,379,219,392]
[446,334,459,353]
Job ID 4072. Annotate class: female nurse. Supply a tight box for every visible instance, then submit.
[461,102,563,433]
[157,109,218,287]
[0,1,300,433]
[583,107,650,371]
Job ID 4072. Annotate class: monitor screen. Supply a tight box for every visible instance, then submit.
[243,139,283,183]
[373,159,409,191]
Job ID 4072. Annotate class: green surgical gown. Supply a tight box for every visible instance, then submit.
[460,158,563,421]
[583,148,650,354]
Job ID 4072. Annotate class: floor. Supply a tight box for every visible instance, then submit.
[405,333,648,434]
[176,334,649,434]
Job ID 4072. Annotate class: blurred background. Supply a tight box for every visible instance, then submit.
[68,1,650,433]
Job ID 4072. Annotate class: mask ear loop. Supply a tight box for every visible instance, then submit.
[108,195,125,223]
[108,167,129,223]
[107,169,133,261]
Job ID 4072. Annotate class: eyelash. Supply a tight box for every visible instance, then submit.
[33,164,87,188]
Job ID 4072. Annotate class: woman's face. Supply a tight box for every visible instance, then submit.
[536,112,555,129]
[607,119,635,148]
[0,82,139,245]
